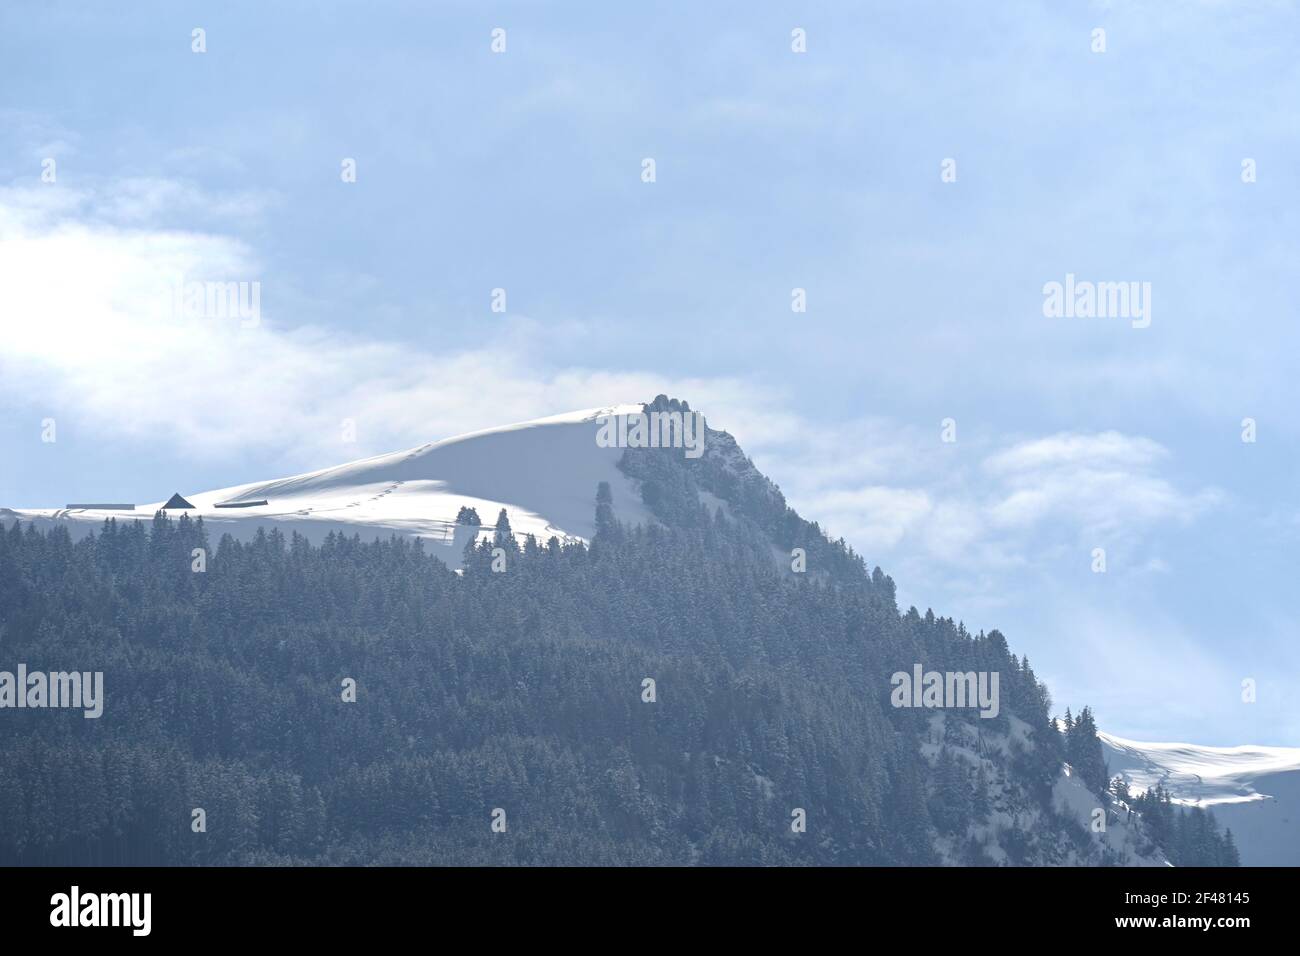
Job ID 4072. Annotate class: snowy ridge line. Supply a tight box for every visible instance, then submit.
[1098,730,1300,865]
[1100,731,1300,796]
[1,403,657,561]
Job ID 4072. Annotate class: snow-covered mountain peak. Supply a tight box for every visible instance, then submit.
[3,403,655,558]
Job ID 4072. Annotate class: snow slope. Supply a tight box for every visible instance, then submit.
[924,714,1167,866]
[2,405,655,565]
[1052,763,1168,867]
[1101,731,1300,866]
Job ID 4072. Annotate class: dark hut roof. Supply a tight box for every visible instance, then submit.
[162,493,195,509]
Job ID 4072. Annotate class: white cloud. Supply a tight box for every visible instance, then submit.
[753,422,1218,570]
[0,182,763,473]
[92,177,275,227]
[801,486,932,551]
[983,432,1220,536]
[984,432,1166,475]
[0,179,1221,575]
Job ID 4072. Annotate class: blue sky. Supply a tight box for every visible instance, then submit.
[2,1,1298,745]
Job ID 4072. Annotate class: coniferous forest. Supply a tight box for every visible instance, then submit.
[0,440,1237,866]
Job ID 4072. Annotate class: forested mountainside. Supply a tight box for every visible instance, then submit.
[0,399,1237,866]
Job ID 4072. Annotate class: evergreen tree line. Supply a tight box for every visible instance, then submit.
[1061,707,1108,795]
[1122,783,1241,867]
[0,455,1235,865]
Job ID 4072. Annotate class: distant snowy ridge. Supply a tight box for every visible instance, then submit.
[1100,732,1300,807]
[1100,731,1300,866]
